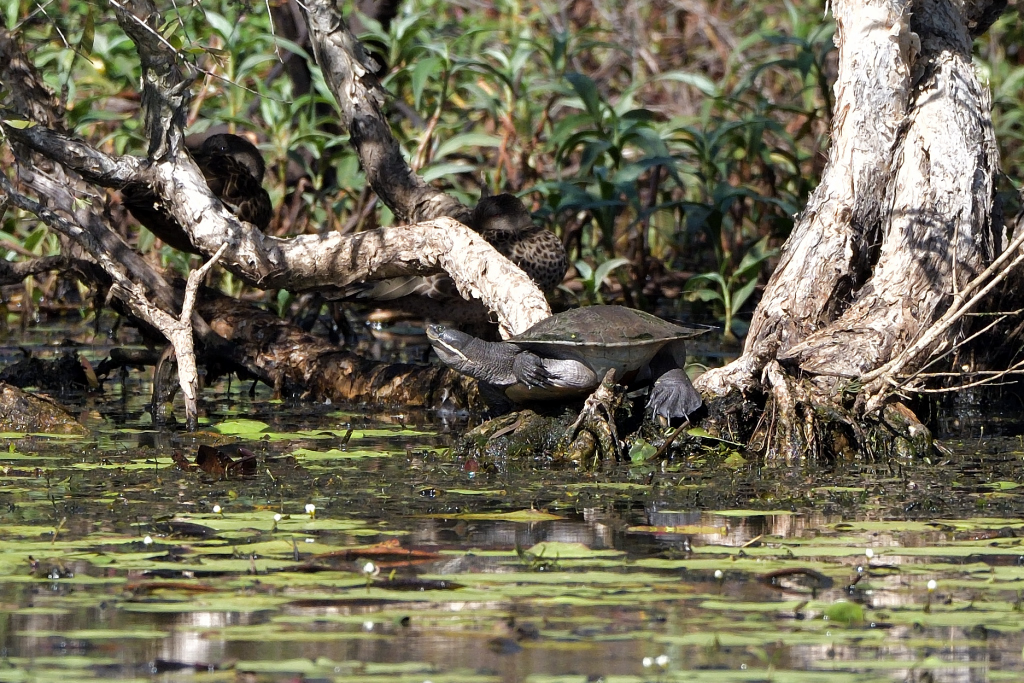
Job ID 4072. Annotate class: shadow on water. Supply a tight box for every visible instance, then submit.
[1,322,1024,682]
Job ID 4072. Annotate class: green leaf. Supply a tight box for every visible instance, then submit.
[824,600,864,626]
[434,133,503,159]
[421,162,475,182]
[685,272,726,290]
[212,419,269,436]
[23,225,48,253]
[629,439,658,464]
[730,275,760,314]
[722,450,748,467]
[441,509,564,522]
[272,37,313,62]
[205,12,235,40]
[593,257,631,286]
[576,138,613,174]
[735,236,775,277]
[77,7,95,57]
[574,260,594,281]
[411,55,442,110]
[656,70,720,96]
[684,288,723,304]
[2,119,36,130]
[565,72,604,125]
[237,53,277,79]
[686,427,743,446]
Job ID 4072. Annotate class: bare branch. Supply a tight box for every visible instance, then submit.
[0,255,71,285]
[860,226,1024,412]
[1,123,142,185]
[908,359,1024,393]
[302,0,467,225]
[172,243,229,427]
[110,0,194,160]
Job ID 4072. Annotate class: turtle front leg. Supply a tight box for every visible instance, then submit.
[648,368,703,420]
[647,341,703,421]
[511,350,551,388]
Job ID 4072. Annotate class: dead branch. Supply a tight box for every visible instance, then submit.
[172,244,228,428]
[0,255,71,286]
[883,307,1022,395]
[0,173,223,429]
[303,0,465,225]
[197,293,486,410]
[859,225,1024,412]
[1,121,548,338]
[1,0,550,336]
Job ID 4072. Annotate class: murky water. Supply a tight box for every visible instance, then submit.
[1,325,1023,682]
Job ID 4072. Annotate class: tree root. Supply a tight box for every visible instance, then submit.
[454,410,573,469]
[452,372,719,470]
[739,361,934,462]
[553,370,629,467]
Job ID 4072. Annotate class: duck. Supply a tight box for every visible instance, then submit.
[122,133,272,253]
[347,194,568,305]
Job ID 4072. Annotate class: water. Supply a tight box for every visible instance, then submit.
[0,325,1023,682]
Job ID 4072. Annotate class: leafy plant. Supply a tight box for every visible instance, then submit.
[683,237,777,339]
[571,257,630,305]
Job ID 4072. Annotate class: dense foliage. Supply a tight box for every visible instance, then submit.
[1,0,1020,336]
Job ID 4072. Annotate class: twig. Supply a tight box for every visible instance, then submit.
[173,243,228,427]
[0,171,219,429]
[861,223,1024,412]
[886,308,1015,393]
[910,358,1024,392]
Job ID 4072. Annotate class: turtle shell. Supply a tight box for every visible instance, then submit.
[510,305,710,381]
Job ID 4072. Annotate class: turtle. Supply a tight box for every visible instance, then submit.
[427,305,711,420]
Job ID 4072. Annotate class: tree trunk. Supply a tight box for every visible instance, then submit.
[696,0,1005,459]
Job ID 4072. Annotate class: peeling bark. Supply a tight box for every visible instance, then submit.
[780,0,997,377]
[741,0,918,365]
[697,0,1004,447]
[2,0,549,337]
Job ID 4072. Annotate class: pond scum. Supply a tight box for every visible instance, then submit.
[1,368,1024,683]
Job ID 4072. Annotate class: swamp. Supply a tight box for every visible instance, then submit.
[5,320,1024,682]
[2,0,1024,680]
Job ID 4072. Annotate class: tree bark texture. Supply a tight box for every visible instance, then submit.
[697,0,1000,406]
[3,0,551,339]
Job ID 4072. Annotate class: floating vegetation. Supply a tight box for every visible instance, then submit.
[2,369,1024,683]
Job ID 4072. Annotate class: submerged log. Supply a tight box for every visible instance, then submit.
[196,294,486,411]
[0,383,86,435]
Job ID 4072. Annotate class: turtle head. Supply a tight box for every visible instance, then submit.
[426,325,519,387]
